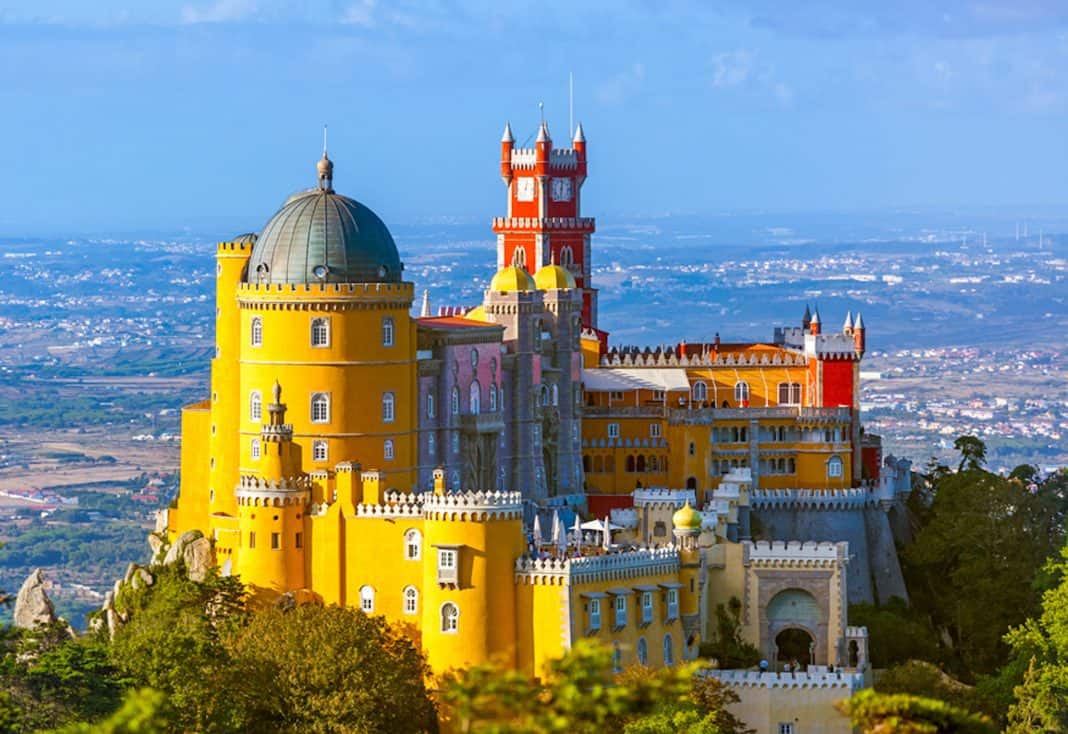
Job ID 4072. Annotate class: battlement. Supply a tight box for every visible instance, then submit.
[235,475,311,506]
[806,332,861,360]
[515,546,679,584]
[750,488,876,510]
[599,348,806,368]
[355,500,423,518]
[508,147,581,170]
[217,241,253,254]
[423,490,523,520]
[633,488,695,507]
[491,216,595,232]
[236,281,414,304]
[846,625,868,638]
[745,540,848,566]
[609,507,638,529]
[706,670,865,690]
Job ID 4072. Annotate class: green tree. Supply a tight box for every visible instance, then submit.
[1000,542,1068,732]
[46,689,175,734]
[837,689,996,734]
[441,639,701,734]
[622,672,754,734]
[848,599,941,668]
[952,436,987,472]
[224,604,438,733]
[108,565,248,733]
[698,598,761,669]
[902,447,1066,679]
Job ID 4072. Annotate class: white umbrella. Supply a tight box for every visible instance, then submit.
[572,515,583,546]
[580,518,625,532]
[532,513,543,546]
[602,515,613,550]
[550,509,562,547]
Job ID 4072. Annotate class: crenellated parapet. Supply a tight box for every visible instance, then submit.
[491,216,596,232]
[422,490,524,521]
[235,280,414,310]
[750,487,876,510]
[744,540,848,568]
[235,475,311,507]
[706,670,865,690]
[355,501,423,518]
[515,547,680,586]
[599,348,806,368]
[633,488,696,509]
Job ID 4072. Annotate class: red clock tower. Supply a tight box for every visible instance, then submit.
[494,121,598,330]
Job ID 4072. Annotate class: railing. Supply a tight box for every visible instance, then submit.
[582,406,851,422]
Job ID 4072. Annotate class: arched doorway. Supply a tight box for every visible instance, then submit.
[775,628,814,668]
[765,588,824,667]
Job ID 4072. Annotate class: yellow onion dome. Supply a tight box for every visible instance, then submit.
[533,263,577,290]
[489,265,536,292]
[672,500,703,530]
[464,305,490,322]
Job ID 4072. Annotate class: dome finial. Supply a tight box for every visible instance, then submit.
[317,124,334,192]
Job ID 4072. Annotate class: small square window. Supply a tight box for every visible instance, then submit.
[607,423,620,439]
[271,532,280,550]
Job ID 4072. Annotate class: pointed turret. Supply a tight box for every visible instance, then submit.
[536,120,550,143]
[810,308,821,336]
[420,289,431,318]
[854,312,866,355]
[573,122,585,143]
[843,311,853,335]
[500,122,514,185]
[802,304,812,330]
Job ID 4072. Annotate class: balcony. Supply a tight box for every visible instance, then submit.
[460,411,505,434]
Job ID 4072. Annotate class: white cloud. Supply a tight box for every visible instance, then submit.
[595,63,644,106]
[180,0,258,24]
[711,49,754,88]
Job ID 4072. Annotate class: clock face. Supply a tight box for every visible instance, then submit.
[516,177,535,202]
[551,177,572,202]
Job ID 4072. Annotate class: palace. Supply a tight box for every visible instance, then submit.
[164,121,912,733]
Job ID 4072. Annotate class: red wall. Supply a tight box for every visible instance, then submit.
[820,359,855,408]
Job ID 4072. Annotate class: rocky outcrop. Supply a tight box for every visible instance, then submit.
[14,569,57,629]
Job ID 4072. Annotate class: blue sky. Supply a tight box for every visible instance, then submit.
[2,1,1068,235]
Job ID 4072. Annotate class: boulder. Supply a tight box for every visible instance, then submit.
[183,537,213,583]
[13,569,57,630]
[163,529,204,567]
[147,533,164,563]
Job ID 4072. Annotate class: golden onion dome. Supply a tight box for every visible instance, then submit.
[489,265,536,292]
[464,305,490,322]
[672,500,703,530]
[533,263,577,290]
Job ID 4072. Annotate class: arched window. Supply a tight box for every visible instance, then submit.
[827,455,843,478]
[382,316,394,347]
[778,382,802,405]
[540,384,549,406]
[625,455,636,473]
[663,634,674,666]
[451,386,460,415]
[403,586,419,615]
[636,455,646,473]
[512,246,526,267]
[427,433,436,456]
[404,529,421,560]
[312,440,328,462]
[647,456,658,472]
[311,317,330,347]
[637,637,648,666]
[550,383,559,406]
[469,348,479,368]
[382,392,395,423]
[249,391,262,422]
[311,393,330,423]
[384,439,395,461]
[426,392,435,418]
[360,585,374,613]
[250,439,261,460]
[250,317,263,347]
[692,381,707,402]
[734,381,750,403]
[441,602,459,633]
[469,381,481,414]
[489,383,498,411]
[612,642,623,673]
[559,246,574,267]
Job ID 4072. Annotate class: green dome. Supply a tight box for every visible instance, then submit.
[246,158,402,285]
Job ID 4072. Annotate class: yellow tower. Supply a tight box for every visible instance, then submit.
[419,491,526,671]
[235,152,417,493]
[673,500,705,656]
[235,380,308,596]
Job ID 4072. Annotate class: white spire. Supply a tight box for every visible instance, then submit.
[536,119,550,143]
[573,121,585,143]
[854,312,864,329]
[843,311,853,331]
[811,308,821,324]
[532,513,543,546]
[419,289,431,318]
[501,122,514,144]
[550,509,562,547]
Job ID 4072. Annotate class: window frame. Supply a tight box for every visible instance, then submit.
[360,585,375,613]
[250,438,261,460]
[310,392,331,424]
[384,439,395,461]
[382,392,396,423]
[382,316,395,347]
[734,381,750,403]
[312,439,328,463]
[249,391,262,422]
[404,529,422,560]
[250,316,263,347]
[310,317,330,348]
[403,586,418,615]
[440,602,459,633]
